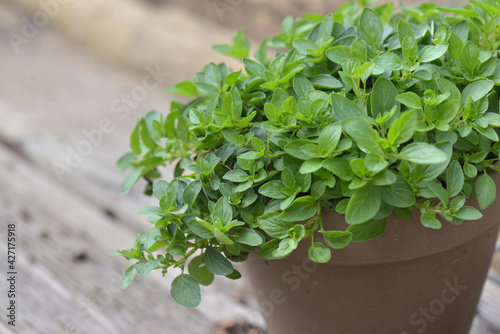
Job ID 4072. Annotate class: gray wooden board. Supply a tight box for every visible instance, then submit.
[0,146,208,334]
[476,278,500,333]
[0,144,263,333]
[0,14,169,230]
[0,4,264,333]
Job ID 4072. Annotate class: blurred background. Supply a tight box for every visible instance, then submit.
[0,0,498,333]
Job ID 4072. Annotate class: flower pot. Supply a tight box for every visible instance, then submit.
[243,174,500,334]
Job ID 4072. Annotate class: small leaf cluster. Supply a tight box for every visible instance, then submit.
[114,0,500,308]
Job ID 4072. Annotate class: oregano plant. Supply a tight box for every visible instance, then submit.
[113,0,500,308]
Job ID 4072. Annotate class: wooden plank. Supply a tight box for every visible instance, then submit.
[5,0,242,79]
[0,145,263,333]
[166,0,469,42]
[0,2,242,234]
[0,4,172,230]
[0,146,209,333]
[476,277,500,333]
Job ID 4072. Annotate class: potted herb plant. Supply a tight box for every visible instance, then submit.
[113,0,500,333]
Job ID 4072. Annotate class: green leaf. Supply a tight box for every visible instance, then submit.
[310,74,343,89]
[183,180,202,206]
[171,274,201,308]
[223,85,242,120]
[259,239,287,260]
[461,80,494,105]
[225,269,242,280]
[281,196,318,222]
[117,153,137,172]
[429,183,450,205]
[359,8,383,48]
[213,197,232,226]
[398,143,447,164]
[300,144,322,158]
[460,41,479,76]
[204,247,234,276]
[446,160,464,197]
[243,58,267,79]
[371,77,399,118]
[471,0,500,18]
[188,255,214,286]
[281,168,296,189]
[437,100,460,123]
[166,81,199,97]
[475,173,496,210]
[464,162,478,178]
[330,93,366,121]
[135,257,162,276]
[346,184,381,224]
[375,52,403,71]
[257,213,293,238]
[259,181,287,199]
[120,265,137,289]
[473,125,499,142]
[223,170,249,183]
[350,158,368,178]
[418,43,449,63]
[164,179,178,207]
[285,139,315,160]
[388,110,417,146]
[342,118,381,153]
[213,29,250,59]
[421,211,442,229]
[293,74,314,98]
[273,238,298,258]
[254,38,270,67]
[308,242,331,263]
[413,142,453,186]
[137,206,163,215]
[224,70,242,87]
[153,180,169,200]
[234,228,264,246]
[321,231,352,249]
[214,228,234,245]
[300,158,323,174]
[454,206,483,220]
[319,123,342,153]
[347,219,387,242]
[396,92,421,110]
[397,20,413,47]
[402,36,418,63]
[365,154,389,175]
[322,158,353,181]
[264,103,281,124]
[372,169,397,185]
[451,20,469,44]
[296,171,312,192]
[189,220,214,238]
[121,166,146,194]
[140,119,156,149]
[379,176,415,207]
[130,122,141,154]
[437,79,461,101]
[448,32,463,60]
[325,46,352,64]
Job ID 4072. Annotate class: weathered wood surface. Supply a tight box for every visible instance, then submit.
[166,0,469,42]
[0,1,498,333]
[0,3,263,334]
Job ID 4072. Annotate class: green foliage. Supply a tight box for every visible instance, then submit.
[115,0,500,308]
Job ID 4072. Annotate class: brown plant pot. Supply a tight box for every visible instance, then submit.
[243,174,500,334]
